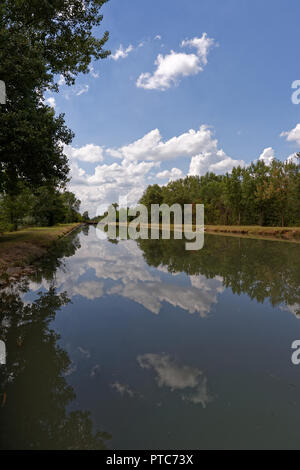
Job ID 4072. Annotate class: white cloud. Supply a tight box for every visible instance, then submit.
[45,96,56,108]
[154,35,162,40]
[156,167,184,181]
[78,346,91,358]
[89,65,99,78]
[76,84,89,96]
[136,33,215,90]
[138,353,201,390]
[286,153,299,164]
[280,123,300,145]
[87,160,156,186]
[66,125,246,213]
[69,159,158,214]
[107,126,219,162]
[181,33,215,66]
[137,51,201,90]
[280,303,300,317]
[108,274,221,316]
[189,148,245,176]
[58,74,65,86]
[259,147,275,165]
[111,382,134,397]
[69,281,104,300]
[111,44,134,61]
[64,143,104,163]
[90,364,100,378]
[137,353,212,408]
[108,125,245,176]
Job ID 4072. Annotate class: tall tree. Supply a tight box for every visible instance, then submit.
[0,0,110,193]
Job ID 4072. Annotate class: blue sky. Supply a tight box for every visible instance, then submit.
[45,0,300,214]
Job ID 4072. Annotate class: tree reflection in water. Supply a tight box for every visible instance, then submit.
[137,235,300,314]
[0,229,110,450]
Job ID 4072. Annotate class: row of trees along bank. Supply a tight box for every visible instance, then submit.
[139,157,300,227]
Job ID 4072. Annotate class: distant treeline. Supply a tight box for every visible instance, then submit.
[0,184,90,232]
[139,158,300,227]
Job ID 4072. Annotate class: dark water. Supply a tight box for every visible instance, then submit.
[1,225,300,450]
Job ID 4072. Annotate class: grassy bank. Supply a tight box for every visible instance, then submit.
[205,225,300,242]
[102,221,300,243]
[0,223,81,279]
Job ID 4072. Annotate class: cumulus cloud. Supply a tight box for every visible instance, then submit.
[111,44,134,61]
[66,125,246,213]
[107,126,219,162]
[87,160,157,186]
[137,51,201,90]
[136,33,215,90]
[64,143,104,163]
[156,168,184,181]
[189,152,245,175]
[69,158,158,214]
[280,123,300,145]
[185,128,246,176]
[259,147,275,165]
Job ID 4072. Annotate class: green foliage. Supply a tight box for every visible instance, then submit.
[0,185,82,231]
[0,0,109,197]
[82,211,90,222]
[139,157,300,227]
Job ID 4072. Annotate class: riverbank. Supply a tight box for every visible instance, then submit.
[97,221,300,243]
[0,223,81,282]
[205,225,300,242]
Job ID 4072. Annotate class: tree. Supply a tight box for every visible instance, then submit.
[0,0,110,194]
[0,100,72,194]
[1,1,110,87]
[82,211,90,222]
[32,186,66,226]
[61,191,81,223]
[138,157,300,227]
[224,167,244,225]
[0,183,35,231]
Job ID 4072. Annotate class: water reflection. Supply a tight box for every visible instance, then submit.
[2,226,300,449]
[29,227,225,317]
[0,229,110,450]
[31,226,300,318]
[138,353,212,409]
[137,236,300,315]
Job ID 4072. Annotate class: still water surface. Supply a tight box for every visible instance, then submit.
[1,226,300,449]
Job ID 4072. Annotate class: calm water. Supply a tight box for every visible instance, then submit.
[1,225,300,450]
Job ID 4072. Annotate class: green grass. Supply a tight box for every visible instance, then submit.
[0,223,80,270]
